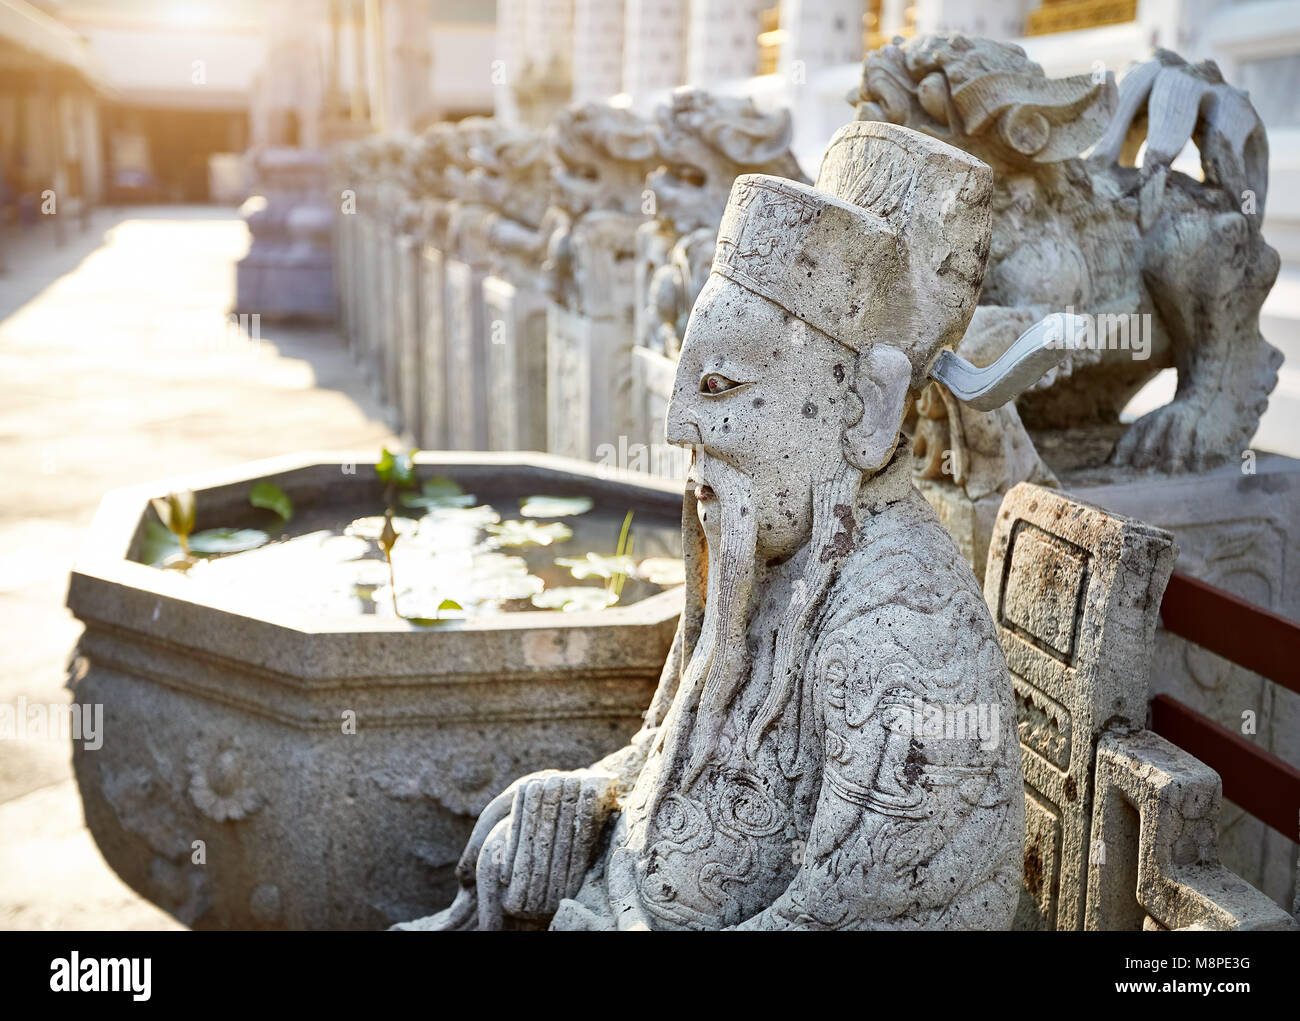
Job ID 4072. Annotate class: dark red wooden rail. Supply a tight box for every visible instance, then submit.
[1159,572,1300,696]
[1150,695,1300,839]
[1155,572,1300,839]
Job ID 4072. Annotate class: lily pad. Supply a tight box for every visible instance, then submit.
[518,495,594,518]
[141,518,183,567]
[188,528,270,554]
[555,552,637,580]
[401,475,477,509]
[249,481,294,522]
[636,556,686,586]
[486,519,573,547]
[531,587,619,612]
[379,548,543,612]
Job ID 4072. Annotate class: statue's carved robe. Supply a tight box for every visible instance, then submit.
[552,456,1024,930]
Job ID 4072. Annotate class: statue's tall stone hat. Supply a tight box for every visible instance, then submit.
[712,121,993,389]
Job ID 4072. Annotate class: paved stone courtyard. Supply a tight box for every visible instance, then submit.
[0,207,394,929]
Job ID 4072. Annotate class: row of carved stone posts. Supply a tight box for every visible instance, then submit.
[330,90,806,472]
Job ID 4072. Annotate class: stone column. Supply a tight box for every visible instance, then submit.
[622,0,688,101]
[686,0,765,86]
[515,0,575,128]
[382,0,433,133]
[779,0,865,79]
[494,0,528,123]
[572,0,625,102]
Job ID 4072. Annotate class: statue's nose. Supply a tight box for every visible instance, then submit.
[665,393,702,447]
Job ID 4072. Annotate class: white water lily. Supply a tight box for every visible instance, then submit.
[374,548,544,614]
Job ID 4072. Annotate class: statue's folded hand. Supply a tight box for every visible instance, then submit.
[495,769,618,919]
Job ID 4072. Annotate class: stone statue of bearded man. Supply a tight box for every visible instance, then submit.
[404,121,1028,931]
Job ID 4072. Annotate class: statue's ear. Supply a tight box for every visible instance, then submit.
[843,345,913,474]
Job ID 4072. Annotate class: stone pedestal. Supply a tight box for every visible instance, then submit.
[628,345,687,480]
[483,275,548,451]
[443,258,490,450]
[394,234,422,440]
[547,210,644,462]
[235,148,335,323]
[418,243,448,449]
[357,214,382,388]
[378,223,401,409]
[923,453,1300,909]
[547,302,627,462]
[334,208,357,346]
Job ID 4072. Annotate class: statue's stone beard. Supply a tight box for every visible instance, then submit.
[680,457,760,787]
[662,454,864,794]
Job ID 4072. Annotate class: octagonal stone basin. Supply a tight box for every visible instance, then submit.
[66,451,684,930]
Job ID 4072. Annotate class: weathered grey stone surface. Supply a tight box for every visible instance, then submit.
[853,35,1281,494]
[394,233,423,441]
[476,128,555,452]
[404,121,1031,931]
[65,453,684,930]
[443,255,490,449]
[418,243,448,448]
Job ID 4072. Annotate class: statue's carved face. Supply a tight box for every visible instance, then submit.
[667,275,853,559]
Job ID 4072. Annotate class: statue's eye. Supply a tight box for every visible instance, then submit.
[701,372,741,395]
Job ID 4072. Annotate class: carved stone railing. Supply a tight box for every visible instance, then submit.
[988,482,1297,930]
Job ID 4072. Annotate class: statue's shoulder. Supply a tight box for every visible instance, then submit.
[812,489,1003,697]
[831,487,984,613]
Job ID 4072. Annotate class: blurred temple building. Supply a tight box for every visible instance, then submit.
[0,0,497,214]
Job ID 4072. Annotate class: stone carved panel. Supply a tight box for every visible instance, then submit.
[1087,730,1296,930]
[985,482,1178,930]
[1062,456,1300,907]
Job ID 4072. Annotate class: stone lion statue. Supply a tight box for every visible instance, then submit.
[542,102,660,317]
[851,35,1281,490]
[638,88,809,359]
